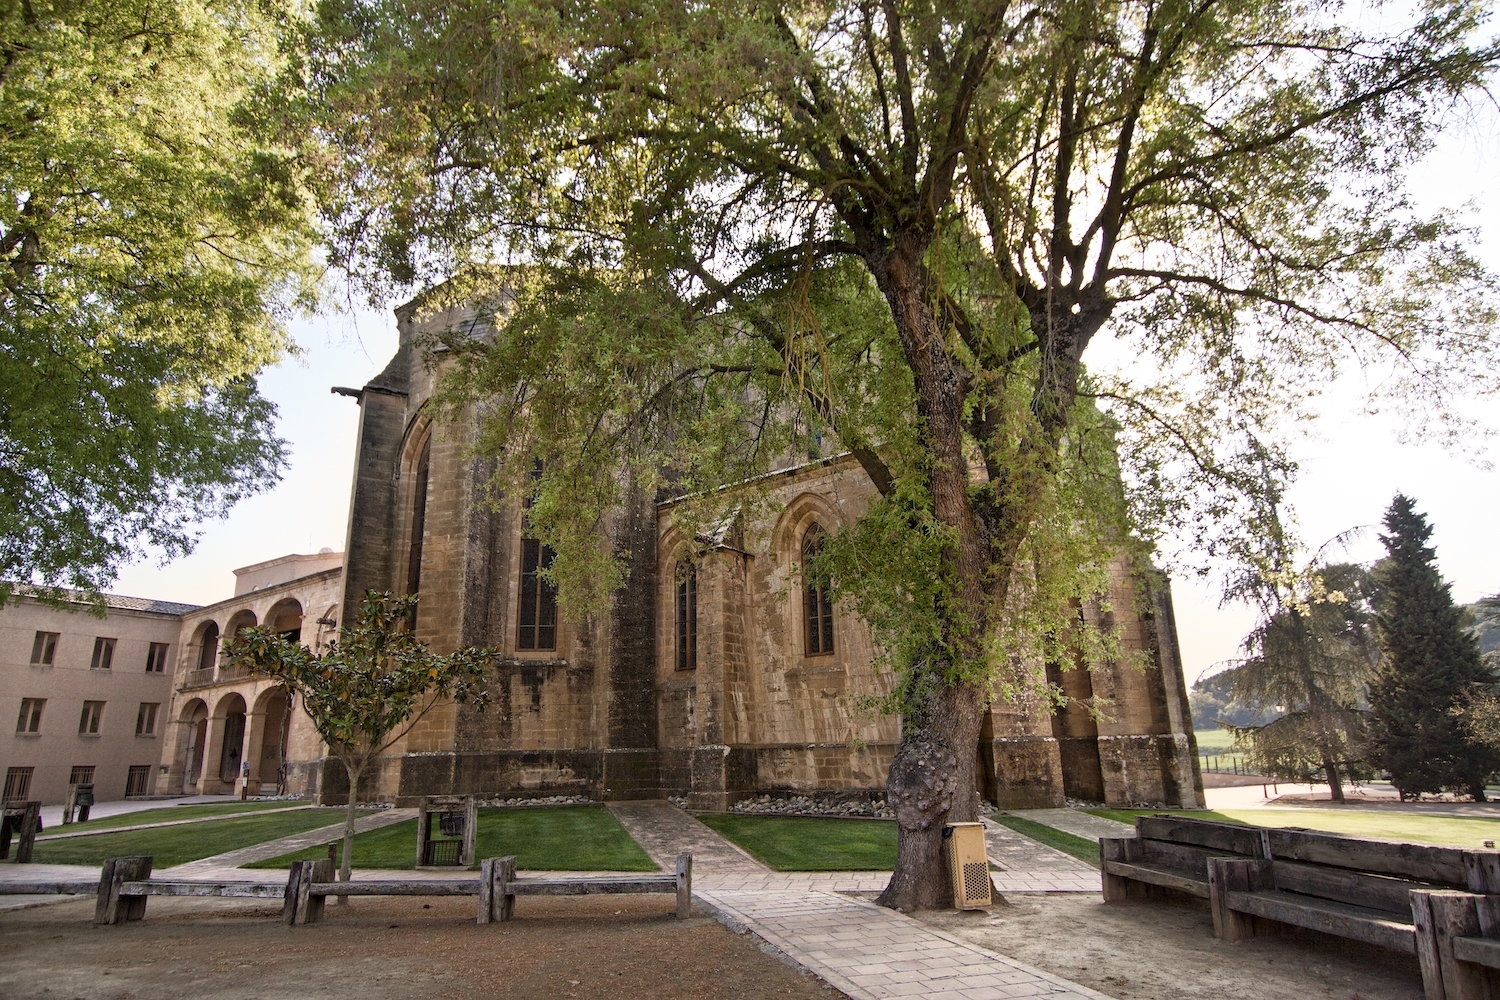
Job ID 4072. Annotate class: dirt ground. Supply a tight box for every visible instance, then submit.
[917,892,1425,1000]
[0,895,839,1000]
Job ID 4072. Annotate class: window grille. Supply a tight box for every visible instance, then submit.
[69,765,95,786]
[3,767,33,803]
[125,765,151,797]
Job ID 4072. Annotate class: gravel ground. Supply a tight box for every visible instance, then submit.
[0,894,842,1000]
[918,892,1424,1000]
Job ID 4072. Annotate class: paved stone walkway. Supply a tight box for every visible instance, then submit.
[1008,809,1132,842]
[698,888,1111,1000]
[607,801,768,872]
[159,807,416,878]
[35,804,314,842]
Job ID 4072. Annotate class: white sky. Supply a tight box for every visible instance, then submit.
[112,89,1500,688]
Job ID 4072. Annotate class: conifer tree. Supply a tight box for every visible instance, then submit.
[1369,496,1499,800]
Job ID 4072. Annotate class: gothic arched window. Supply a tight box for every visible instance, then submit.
[405,434,432,629]
[802,526,834,655]
[675,560,698,671]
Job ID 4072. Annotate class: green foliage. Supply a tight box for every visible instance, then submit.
[1189,672,1276,730]
[249,806,659,872]
[224,592,496,767]
[1369,496,1500,798]
[0,0,320,602]
[695,814,898,871]
[1224,560,1379,795]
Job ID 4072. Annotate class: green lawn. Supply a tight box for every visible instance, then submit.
[1193,728,1236,752]
[989,813,1100,866]
[696,814,898,871]
[52,800,306,834]
[1087,807,1500,848]
[31,808,345,868]
[248,806,657,872]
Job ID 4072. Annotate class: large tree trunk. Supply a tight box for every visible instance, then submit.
[1321,754,1345,803]
[866,235,1002,912]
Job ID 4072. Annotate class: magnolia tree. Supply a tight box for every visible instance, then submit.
[297,0,1499,909]
[224,592,495,881]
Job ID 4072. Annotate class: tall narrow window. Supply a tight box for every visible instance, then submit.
[145,642,169,673]
[676,561,698,671]
[803,527,834,655]
[406,435,432,629]
[30,632,58,665]
[517,461,558,651]
[517,538,558,650]
[90,637,115,670]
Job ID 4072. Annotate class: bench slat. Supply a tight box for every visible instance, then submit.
[509,877,678,897]
[120,881,285,899]
[0,881,100,895]
[1137,817,1264,857]
[1100,860,1210,898]
[1266,829,1467,887]
[1224,889,1416,954]
[1271,859,1423,915]
[308,880,482,897]
[1452,935,1500,970]
[1139,839,1243,871]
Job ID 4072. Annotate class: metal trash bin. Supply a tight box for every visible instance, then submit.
[942,822,992,909]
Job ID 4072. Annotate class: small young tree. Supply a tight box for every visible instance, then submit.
[1225,560,1378,802]
[1369,495,1499,800]
[224,591,496,880]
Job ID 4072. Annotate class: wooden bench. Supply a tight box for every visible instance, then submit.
[1100,815,1267,901]
[1410,889,1500,1000]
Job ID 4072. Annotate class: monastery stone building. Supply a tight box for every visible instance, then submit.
[285,291,1203,811]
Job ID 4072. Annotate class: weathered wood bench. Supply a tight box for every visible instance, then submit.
[1410,888,1500,1000]
[1100,815,1267,901]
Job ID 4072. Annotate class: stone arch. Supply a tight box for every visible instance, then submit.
[225,609,258,639]
[192,620,221,673]
[770,492,847,661]
[396,406,435,607]
[251,687,292,794]
[266,598,303,642]
[313,604,338,651]
[178,698,209,793]
[213,692,249,786]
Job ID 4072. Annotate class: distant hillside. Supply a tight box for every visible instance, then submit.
[1189,666,1279,731]
[1465,595,1500,658]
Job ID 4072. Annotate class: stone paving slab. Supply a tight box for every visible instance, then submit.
[1007,809,1132,843]
[607,801,768,873]
[36,804,316,842]
[698,888,1115,1000]
[981,818,1097,875]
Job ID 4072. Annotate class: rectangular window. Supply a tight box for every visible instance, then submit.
[125,765,151,797]
[90,637,115,670]
[15,698,44,734]
[29,631,58,665]
[69,764,95,786]
[79,701,104,735]
[517,538,558,650]
[3,767,33,803]
[135,702,159,736]
[145,642,169,673]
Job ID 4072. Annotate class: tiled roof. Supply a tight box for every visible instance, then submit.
[99,593,201,616]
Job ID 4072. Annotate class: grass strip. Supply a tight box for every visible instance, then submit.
[30,808,345,868]
[49,800,305,835]
[989,813,1101,867]
[696,814,897,871]
[1089,807,1500,848]
[248,806,658,872]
